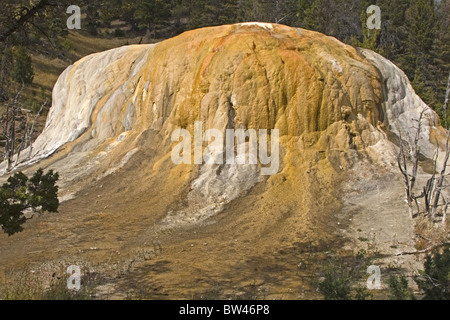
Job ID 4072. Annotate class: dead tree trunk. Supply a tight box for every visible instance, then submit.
[423,151,438,214]
[443,72,450,128]
[398,146,414,218]
[2,85,24,172]
[12,113,27,168]
[410,110,425,191]
[26,99,45,160]
[442,196,448,225]
[5,104,15,172]
[397,110,426,218]
[431,130,450,218]
[11,99,46,167]
[395,242,449,256]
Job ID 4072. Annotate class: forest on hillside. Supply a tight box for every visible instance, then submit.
[0,0,449,164]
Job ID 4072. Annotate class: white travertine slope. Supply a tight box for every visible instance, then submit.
[28,45,155,162]
[360,49,441,159]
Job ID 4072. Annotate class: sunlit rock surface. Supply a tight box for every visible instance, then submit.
[5,23,446,228]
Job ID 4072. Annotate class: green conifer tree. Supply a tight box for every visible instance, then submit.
[11,46,34,85]
[0,169,59,236]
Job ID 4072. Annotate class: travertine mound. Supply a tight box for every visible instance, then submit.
[5,23,446,228]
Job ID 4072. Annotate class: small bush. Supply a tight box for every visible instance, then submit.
[387,275,415,300]
[318,264,353,300]
[353,286,373,300]
[415,246,450,300]
[60,39,74,52]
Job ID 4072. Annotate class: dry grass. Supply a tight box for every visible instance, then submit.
[414,215,449,250]
[1,30,147,156]
[0,265,99,300]
[29,30,144,104]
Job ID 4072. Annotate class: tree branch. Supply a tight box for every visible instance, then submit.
[0,0,51,43]
[395,242,449,256]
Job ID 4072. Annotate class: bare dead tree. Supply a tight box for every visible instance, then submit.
[27,102,45,160]
[24,99,45,161]
[12,114,28,168]
[410,111,426,191]
[2,84,24,172]
[5,98,46,169]
[417,130,450,222]
[422,150,438,214]
[395,242,449,256]
[394,75,450,257]
[443,72,450,128]
[398,146,414,218]
[430,130,450,218]
[442,196,448,225]
[423,73,450,221]
[398,109,426,218]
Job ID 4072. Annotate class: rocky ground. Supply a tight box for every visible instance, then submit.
[0,155,434,300]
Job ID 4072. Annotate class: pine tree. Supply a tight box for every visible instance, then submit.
[351,4,382,54]
[187,0,243,29]
[260,0,298,24]
[0,172,28,235]
[396,0,437,108]
[0,169,59,236]
[27,169,59,213]
[298,0,363,40]
[133,0,172,38]
[187,0,217,29]
[377,0,411,60]
[11,46,34,85]
[402,0,436,80]
[218,0,240,25]
[430,0,450,120]
[300,0,329,33]
[415,247,450,300]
